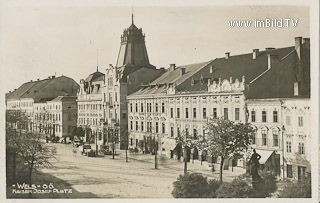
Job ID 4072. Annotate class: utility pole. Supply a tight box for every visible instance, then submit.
[155,135,158,169]
[95,131,98,156]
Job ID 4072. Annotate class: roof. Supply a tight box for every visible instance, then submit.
[6,76,79,103]
[129,41,310,99]
[129,61,211,97]
[47,96,77,103]
[84,71,105,82]
[151,61,211,86]
[179,46,295,92]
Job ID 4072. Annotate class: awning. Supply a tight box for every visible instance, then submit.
[254,149,275,164]
[161,138,176,151]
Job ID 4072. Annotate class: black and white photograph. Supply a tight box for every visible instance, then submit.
[0,0,319,202]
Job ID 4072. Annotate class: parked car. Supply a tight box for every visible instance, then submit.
[50,136,59,143]
[79,144,92,155]
[87,150,96,157]
[99,145,112,155]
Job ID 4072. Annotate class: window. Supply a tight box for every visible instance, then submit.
[252,131,256,144]
[171,127,174,137]
[286,116,291,126]
[122,112,127,119]
[185,128,189,136]
[235,108,240,121]
[193,108,197,118]
[193,129,197,139]
[170,108,174,118]
[156,122,159,133]
[141,103,144,112]
[130,138,133,146]
[136,139,138,147]
[162,103,165,113]
[177,127,181,137]
[224,108,228,120]
[251,111,256,122]
[203,108,207,119]
[262,111,267,122]
[147,122,152,132]
[213,108,217,118]
[273,111,278,123]
[287,165,293,178]
[141,122,144,131]
[162,123,165,133]
[262,130,267,146]
[135,103,138,112]
[136,121,138,131]
[185,108,189,118]
[108,77,113,86]
[273,130,278,147]
[130,121,133,130]
[115,92,118,102]
[177,108,180,118]
[286,141,292,153]
[130,104,133,112]
[155,103,158,112]
[299,142,305,154]
[298,116,303,127]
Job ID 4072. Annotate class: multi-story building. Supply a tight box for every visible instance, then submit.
[247,37,310,179]
[77,16,164,148]
[77,69,105,144]
[45,96,78,139]
[5,75,79,131]
[127,37,310,180]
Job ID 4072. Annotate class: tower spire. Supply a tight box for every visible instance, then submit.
[96,49,99,72]
[132,13,134,24]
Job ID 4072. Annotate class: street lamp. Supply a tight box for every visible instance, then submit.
[282,125,285,180]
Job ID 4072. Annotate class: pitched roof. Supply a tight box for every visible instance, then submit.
[129,42,310,99]
[84,71,105,82]
[48,96,77,103]
[6,76,79,103]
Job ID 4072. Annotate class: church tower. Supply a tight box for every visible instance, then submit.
[116,14,154,69]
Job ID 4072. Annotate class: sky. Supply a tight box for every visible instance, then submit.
[1,2,310,93]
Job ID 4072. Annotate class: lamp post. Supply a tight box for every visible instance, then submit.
[282,125,285,180]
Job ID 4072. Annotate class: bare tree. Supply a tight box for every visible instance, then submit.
[12,131,56,186]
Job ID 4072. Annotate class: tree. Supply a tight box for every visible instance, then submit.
[120,128,129,162]
[172,173,212,198]
[215,178,254,198]
[197,118,255,184]
[175,130,197,175]
[277,175,311,198]
[72,127,85,141]
[11,131,56,187]
[108,127,119,159]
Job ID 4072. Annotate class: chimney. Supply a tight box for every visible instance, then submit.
[265,47,275,51]
[267,54,279,69]
[294,82,300,96]
[170,64,176,71]
[303,38,310,49]
[30,80,33,82]
[253,49,259,59]
[37,78,40,81]
[52,76,55,79]
[225,52,230,59]
[295,37,302,60]
[9,91,11,93]
[181,68,186,75]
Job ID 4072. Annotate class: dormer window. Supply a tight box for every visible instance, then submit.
[210,66,213,73]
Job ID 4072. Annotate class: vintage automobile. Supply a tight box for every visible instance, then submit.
[99,145,112,155]
[79,144,92,155]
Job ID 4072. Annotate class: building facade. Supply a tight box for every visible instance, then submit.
[6,75,79,132]
[127,37,310,179]
[76,17,164,149]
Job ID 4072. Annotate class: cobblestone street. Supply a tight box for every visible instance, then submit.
[39,143,245,198]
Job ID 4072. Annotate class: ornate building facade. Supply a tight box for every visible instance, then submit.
[77,16,164,148]
[127,37,310,180]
